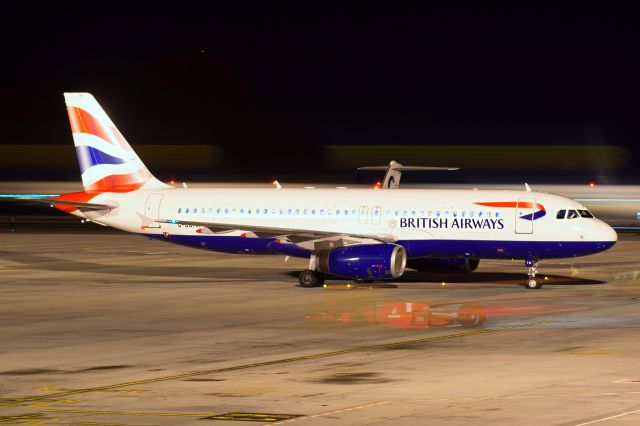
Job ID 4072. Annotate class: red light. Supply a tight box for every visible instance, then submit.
[200,48,206,54]
[169,180,176,185]
[588,182,596,188]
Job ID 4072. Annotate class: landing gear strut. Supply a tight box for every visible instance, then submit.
[299,269,325,288]
[525,259,543,289]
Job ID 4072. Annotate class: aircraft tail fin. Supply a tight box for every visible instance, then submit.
[64,93,169,192]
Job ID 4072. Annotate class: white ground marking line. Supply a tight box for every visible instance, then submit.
[614,378,640,384]
[409,390,640,403]
[573,408,640,426]
[266,401,392,425]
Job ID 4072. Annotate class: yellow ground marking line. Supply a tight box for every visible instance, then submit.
[205,413,301,421]
[5,321,551,404]
[37,387,148,394]
[40,409,300,422]
[41,409,209,418]
[65,422,153,426]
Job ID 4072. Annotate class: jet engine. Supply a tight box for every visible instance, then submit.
[316,244,407,279]
[407,258,480,273]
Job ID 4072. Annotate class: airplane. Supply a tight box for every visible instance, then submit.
[17,93,618,289]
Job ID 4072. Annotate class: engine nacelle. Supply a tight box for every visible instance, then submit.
[316,244,407,279]
[407,258,480,273]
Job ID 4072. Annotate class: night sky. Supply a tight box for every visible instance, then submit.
[2,5,640,182]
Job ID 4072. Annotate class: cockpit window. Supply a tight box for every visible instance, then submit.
[567,210,579,219]
[556,210,566,219]
[578,209,594,218]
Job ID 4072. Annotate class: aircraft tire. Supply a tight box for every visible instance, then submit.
[526,279,543,289]
[299,269,325,288]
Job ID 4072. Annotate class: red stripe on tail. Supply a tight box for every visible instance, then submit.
[84,170,150,192]
[67,106,119,145]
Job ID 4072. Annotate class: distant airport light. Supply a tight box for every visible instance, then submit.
[374,181,382,189]
[589,181,596,188]
[169,180,176,185]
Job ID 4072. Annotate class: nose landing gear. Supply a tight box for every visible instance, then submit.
[525,259,543,289]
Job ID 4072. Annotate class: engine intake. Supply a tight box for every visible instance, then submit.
[316,244,407,279]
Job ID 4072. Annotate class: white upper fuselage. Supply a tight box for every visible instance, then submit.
[80,187,616,245]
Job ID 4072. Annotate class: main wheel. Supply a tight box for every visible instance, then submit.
[299,269,325,288]
[526,278,543,289]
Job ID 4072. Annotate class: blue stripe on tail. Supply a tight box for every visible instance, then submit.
[75,145,127,173]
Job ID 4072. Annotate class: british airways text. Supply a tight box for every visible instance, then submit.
[400,217,504,230]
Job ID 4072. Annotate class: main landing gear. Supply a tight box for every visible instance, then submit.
[299,269,325,288]
[525,259,543,289]
[299,254,325,288]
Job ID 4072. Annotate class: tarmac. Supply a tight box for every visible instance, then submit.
[1,228,640,425]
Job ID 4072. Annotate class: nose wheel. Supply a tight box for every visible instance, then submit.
[525,259,543,289]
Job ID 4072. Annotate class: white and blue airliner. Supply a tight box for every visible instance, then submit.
[22,93,617,289]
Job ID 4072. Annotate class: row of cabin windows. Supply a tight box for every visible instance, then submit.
[177,207,357,216]
[175,207,501,218]
[384,209,500,218]
[556,209,594,219]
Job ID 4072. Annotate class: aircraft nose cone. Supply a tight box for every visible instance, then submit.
[601,220,618,243]
[591,220,617,253]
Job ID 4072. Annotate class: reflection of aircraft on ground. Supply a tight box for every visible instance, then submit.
[304,296,587,330]
[305,300,486,329]
[12,93,617,289]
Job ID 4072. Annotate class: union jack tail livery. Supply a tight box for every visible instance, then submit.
[64,93,168,192]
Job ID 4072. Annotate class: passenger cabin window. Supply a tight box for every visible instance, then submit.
[556,210,566,219]
[567,210,579,219]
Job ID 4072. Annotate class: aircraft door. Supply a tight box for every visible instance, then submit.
[515,197,534,234]
[371,205,382,225]
[358,206,369,225]
[145,193,164,221]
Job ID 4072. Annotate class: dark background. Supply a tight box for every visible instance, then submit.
[1,4,639,184]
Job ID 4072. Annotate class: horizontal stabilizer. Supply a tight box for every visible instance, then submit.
[10,196,114,211]
[358,160,459,189]
[357,166,458,171]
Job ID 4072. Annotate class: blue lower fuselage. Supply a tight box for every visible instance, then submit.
[148,234,614,260]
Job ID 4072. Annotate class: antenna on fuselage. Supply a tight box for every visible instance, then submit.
[357,160,459,189]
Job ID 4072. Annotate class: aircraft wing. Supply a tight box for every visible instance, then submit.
[157,218,396,244]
